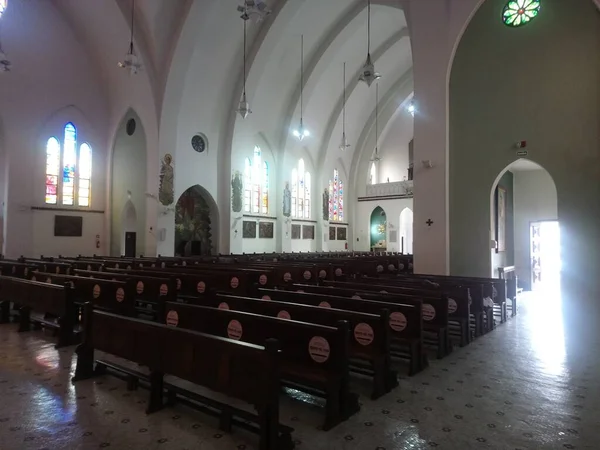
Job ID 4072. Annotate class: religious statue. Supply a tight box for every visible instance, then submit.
[322,188,329,221]
[231,171,243,213]
[159,153,174,206]
[282,182,292,217]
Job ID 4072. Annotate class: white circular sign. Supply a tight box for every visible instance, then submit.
[334,268,343,277]
[354,323,375,346]
[197,281,206,293]
[308,336,330,363]
[399,263,405,270]
[227,320,243,340]
[259,274,268,285]
[352,295,362,300]
[376,265,384,273]
[166,310,179,326]
[319,270,327,279]
[230,277,239,289]
[389,312,407,331]
[277,310,291,320]
[319,301,331,309]
[388,264,396,272]
[92,285,101,299]
[176,279,182,290]
[261,295,271,301]
[448,298,458,314]
[159,284,168,296]
[116,288,125,303]
[218,302,230,310]
[283,272,292,282]
[136,281,144,294]
[422,304,436,321]
[303,270,312,280]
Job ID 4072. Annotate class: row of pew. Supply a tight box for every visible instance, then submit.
[0,253,516,450]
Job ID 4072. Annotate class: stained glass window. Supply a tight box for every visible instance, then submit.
[45,122,92,207]
[243,158,252,213]
[78,143,92,207]
[0,0,7,19]
[45,137,60,205]
[62,123,77,206]
[328,169,344,222]
[502,0,540,27]
[291,159,311,219]
[242,147,269,215]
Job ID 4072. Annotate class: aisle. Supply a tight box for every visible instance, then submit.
[0,293,595,449]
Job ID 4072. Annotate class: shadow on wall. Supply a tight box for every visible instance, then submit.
[175,185,218,256]
[370,206,387,250]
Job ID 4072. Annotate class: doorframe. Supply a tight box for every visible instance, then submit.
[529,219,560,291]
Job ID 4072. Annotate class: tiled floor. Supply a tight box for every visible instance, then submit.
[0,288,597,449]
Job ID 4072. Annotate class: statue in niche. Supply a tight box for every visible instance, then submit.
[159,153,174,206]
[322,188,329,221]
[231,171,243,213]
[282,182,291,217]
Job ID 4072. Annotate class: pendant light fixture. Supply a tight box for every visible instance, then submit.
[339,62,350,151]
[371,83,382,162]
[0,25,10,73]
[118,0,142,75]
[237,12,252,119]
[292,34,309,141]
[359,0,381,87]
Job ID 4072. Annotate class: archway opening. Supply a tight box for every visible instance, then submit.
[175,185,219,256]
[370,206,387,252]
[121,200,137,257]
[399,207,413,254]
[490,159,558,293]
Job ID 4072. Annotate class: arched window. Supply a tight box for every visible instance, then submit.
[242,146,269,214]
[370,161,377,185]
[0,0,7,19]
[328,169,344,222]
[45,122,92,207]
[291,159,311,219]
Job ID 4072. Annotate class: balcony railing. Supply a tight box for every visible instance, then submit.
[365,180,413,198]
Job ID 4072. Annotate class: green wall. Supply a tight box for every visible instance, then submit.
[370,206,387,248]
[449,0,600,294]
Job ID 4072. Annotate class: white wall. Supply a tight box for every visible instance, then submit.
[378,110,413,183]
[513,170,558,290]
[242,218,277,254]
[355,198,413,252]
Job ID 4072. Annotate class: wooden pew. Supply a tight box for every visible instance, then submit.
[0,276,75,348]
[72,304,294,450]
[192,292,396,399]
[256,287,427,375]
[157,301,359,430]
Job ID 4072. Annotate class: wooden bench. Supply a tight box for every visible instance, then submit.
[157,301,359,430]
[198,292,396,399]
[0,276,75,348]
[72,303,294,450]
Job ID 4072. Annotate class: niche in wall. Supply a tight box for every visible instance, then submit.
[175,185,216,256]
[370,206,387,250]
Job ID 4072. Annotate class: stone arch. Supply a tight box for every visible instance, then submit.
[175,184,219,256]
[399,207,414,254]
[370,206,387,251]
[120,200,137,256]
[110,109,147,256]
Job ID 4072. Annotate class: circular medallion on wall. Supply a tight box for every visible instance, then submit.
[191,133,208,153]
[126,118,136,136]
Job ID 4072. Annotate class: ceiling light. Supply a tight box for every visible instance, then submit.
[359,0,381,87]
[237,0,271,22]
[0,38,10,73]
[339,62,350,151]
[292,35,310,141]
[118,0,142,75]
[407,101,415,117]
[370,83,382,162]
[236,14,252,119]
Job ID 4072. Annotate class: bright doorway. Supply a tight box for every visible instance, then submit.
[530,220,561,291]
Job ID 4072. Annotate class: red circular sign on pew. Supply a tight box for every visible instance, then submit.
[308,336,330,363]
[115,263,120,269]
[354,323,375,346]
[166,310,179,326]
[448,298,457,314]
[218,302,229,310]
[422,304,436,321]
[116,288,125,303]
[352,295,362,300]
[197,282,206,294]
[261,295,271,301]
[259,274,267,285]
[303,271,312,280]
[277,310,291,320]
[92,285,101,299]
[160,284,168,296]
[399,263,405,270]
[319,301,331,309]
[46,277,52,284]
[389,312,407,332]
[335,268,343,277]
[388,264,396,272]
[161,262,166,268]
[176,279,182,290]
[230,277,239,289]
[227,320,243,340]
[283,272,292,282]
[136,281,144,294]
[31,276,36,282]
[319,270,327,278]
[376,265,384,273]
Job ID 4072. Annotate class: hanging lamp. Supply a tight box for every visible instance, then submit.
[359,0,381,87]
[118,0,142,75]
[0,23,10,73]
[292,34,309,141]
[339,62,350,151]
[371,83,382,162]
[237,14,252,119]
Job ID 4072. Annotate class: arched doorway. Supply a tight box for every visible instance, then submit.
[490,159,558,292]
[399,207,413,254]
[175,185,219,256]
[121,200,137,257]
[370,206,387,252]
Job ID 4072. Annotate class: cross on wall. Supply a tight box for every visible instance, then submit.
[426,219,433,227]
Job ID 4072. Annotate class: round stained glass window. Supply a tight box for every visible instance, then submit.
[502,0,541,27]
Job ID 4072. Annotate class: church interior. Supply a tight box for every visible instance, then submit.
[0,0,598,448]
